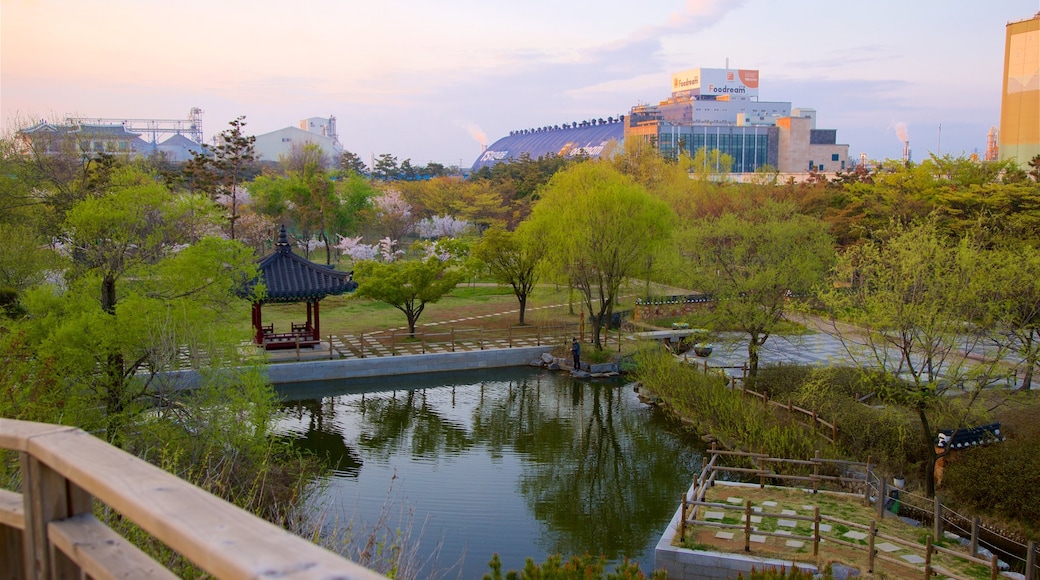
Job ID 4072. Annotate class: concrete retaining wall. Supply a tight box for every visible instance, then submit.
[161,346,553,389]
[655,483,818,579]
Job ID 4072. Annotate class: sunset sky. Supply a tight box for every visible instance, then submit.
[2,0,1037,167]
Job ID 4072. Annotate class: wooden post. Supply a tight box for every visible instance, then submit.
[970,516,980,557]
[933,494,942,538]
[21,454,94,579]
[391,331,396,356]
[479,329,484,350]
[758,452,765,488]
[329,335,334,359]
[877,477,887,520]
[924,536,933,579]
[536,326,541,347]
[744,500,752,552]
[812,507,820,557]
[618,324,622,352]
[679,493,687,541]
[295,334,300,360]
[867,520,877,573]
[832,421,838,443]
[812,450,820,494]
[508,326,512,348]
[421,332,426,354]
[990,554,999,580]
[359,335,365,358]
[451,328,456,352]
[864,457,873,505]
[1025,540,1036,580]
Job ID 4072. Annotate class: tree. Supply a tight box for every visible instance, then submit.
[525,162,676,349]
[978,244,1040,392]
[473,228,544,325]
[338,150,368,175]
[354,240,468,335]
[372,188,414,242]
[212,116,257,239]
[373,153,399,181]
[819,220,1003,496]
[684,201,833,378]
[26,166,257,440]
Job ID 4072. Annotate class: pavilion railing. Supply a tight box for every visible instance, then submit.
[0,418,388,579]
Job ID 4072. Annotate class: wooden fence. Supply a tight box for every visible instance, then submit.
[0,419,387,579]
[680,447,1038,580]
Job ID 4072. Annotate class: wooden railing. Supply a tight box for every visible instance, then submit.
[0,418,387,579]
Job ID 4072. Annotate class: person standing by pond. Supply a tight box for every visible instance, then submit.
[571,337,580,370]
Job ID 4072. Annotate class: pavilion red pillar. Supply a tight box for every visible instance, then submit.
[312,300,321,341]
[252,302,264,344]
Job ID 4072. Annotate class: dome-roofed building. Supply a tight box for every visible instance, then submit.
[472,118,625,172]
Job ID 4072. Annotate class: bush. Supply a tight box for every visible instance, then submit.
[484,553,666,580]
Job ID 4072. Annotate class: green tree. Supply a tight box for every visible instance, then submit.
[526,162,676,349]
[978,244,1040,392]
[684,201,833,378]
[354,240,468,335]
[473,227,544,325]
[212,116,257,240]
[819,220,1003,496]
[338,150,368,175]
[373,153,399,181]
[25,166,257,440]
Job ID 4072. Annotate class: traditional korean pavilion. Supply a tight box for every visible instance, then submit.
[244,225,357,349]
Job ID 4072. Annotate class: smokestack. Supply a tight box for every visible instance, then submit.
[902,141,910,164]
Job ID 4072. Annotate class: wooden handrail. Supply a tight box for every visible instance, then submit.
[0,418,387,579]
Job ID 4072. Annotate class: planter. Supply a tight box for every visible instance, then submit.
[693,343,713,357]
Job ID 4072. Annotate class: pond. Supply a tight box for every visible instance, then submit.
[275,367,704,578]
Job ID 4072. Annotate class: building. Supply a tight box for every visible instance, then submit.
[473,67,850,177]
[253,116,343,166]
[17,121,142,159]
[1000,13,1040,166]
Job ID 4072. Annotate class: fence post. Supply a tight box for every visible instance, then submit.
[990,554,999,580]
[21,453,94,579]
[877,477,887,520]
[924,536,933,580]
[1025,540,1036,580]
[744,500,752,552]
[358,335,365,358]
[680,493,688,541]
[391,331,396,356]
[329,335,334,359]
[868,520,876,573]
[421,332,426,354]
[451,328,455,352]
[933,495,943,538]
[813,507,820,557]
[295,334,300,360]
[970,516,980,557]
[832,421,838,443]
[480,328,484,350]
[864,456,873,505]
[536,326,541,347]
[812,450,820,494]
[508,326,512,348]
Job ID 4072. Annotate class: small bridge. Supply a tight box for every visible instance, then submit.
[0,418,387,579]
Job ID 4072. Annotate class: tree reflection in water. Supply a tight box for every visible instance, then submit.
[276,368,702,576]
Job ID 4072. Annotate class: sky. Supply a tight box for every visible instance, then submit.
[2,0,1038,168]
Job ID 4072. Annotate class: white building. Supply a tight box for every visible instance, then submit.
[253,116,343,166]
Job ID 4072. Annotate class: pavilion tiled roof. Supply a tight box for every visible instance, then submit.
[247,225,357,303]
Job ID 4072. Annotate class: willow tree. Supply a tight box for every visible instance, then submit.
[684,200,833,378]
[525,162,676,349]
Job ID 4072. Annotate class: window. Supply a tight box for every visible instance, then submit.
[831,153,839,161]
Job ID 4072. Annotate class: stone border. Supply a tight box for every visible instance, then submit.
[157,345,554,390]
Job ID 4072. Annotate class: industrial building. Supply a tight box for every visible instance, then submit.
[473,67,850,178]
[253,116,343,166]
[999,12,1040,166]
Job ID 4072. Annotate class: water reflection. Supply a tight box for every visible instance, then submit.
[276,368,702,577]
